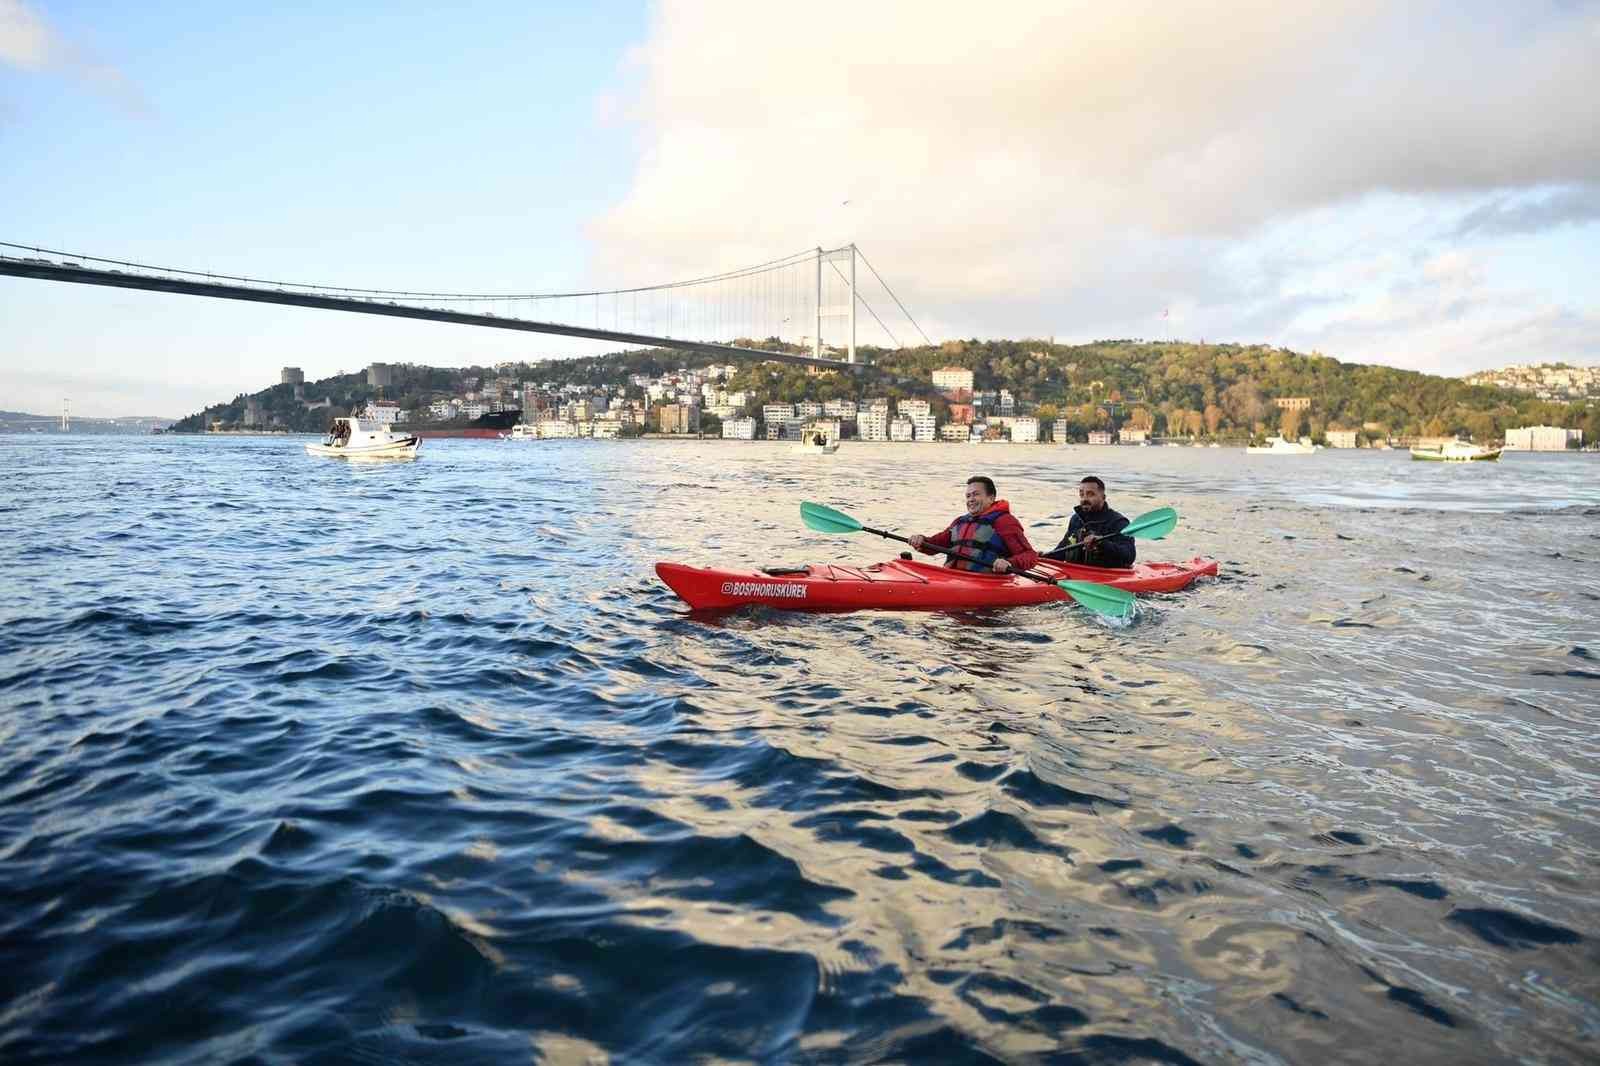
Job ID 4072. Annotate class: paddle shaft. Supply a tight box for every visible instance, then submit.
[859,525,1064,584]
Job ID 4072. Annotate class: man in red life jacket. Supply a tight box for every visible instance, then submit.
[908,476,1040,573]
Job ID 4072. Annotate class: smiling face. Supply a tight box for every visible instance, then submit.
[1077,480,1106,510]
[965,480,995,516]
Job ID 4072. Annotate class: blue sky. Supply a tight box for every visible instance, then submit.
[3,1,1598,417]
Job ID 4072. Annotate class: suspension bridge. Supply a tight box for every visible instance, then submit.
[0,241,930,369]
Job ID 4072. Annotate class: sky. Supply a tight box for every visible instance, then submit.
[2,0,1598,418]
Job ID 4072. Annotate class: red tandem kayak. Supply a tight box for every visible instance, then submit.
[656,556,1219,611]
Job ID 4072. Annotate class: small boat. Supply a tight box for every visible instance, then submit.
[1410,440,1501,462]
[1246,436,1319,455]
[656,555,1219,612]
[792,428,839,454]
[305,416,420,459]
[500,423,538,441]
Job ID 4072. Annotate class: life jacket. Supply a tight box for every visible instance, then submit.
[944,502,1012,571]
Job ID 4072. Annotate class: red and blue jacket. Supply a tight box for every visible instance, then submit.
[917,500,1040,572]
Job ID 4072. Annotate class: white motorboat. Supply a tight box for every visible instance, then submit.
[1246,435,1319,455]
[305,416,420,459]
[1410,439,1501,462]
[500,423,537,441]
[792,428,839,454]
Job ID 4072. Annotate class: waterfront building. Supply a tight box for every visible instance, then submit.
[897,399,931,419]
[796,401,824,419]
[857,408,890,441]
[722,417,757,440]
[1054,419,1071,443]
[1504,425,1583,450]
[1088,430,1114,445]
[1009,417,1039,443]
[1326,429,1358,448]
[890,417,914,442]
[537,420,577,439]
[1119,427,1147,444]
[912,414,937,442]
[940,423,969,442]
[657,403,700,434]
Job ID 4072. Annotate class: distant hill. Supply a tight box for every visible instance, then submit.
[0,410,174,433]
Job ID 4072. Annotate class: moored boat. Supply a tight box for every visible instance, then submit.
[1246,436,1319,455]
[656,555,1218,611]
[792,428,839,454]
[305,416,420,459]
[1410,440,1501,462]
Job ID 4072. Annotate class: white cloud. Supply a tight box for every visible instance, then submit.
[0,0,51,68]
[592,0,1600,371]
[0,0,147,115]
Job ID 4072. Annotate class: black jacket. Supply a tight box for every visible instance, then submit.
[1044,504,1136,567]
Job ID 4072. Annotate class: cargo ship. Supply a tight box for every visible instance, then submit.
[407,409,522,440]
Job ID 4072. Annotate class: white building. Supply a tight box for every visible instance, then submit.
[722,417,757,440]
[932,367,974,393]
[1504,425,1583,450]
[897,399,931,419]
[460,403,488,420]
[428,400,459,420]
[857,408,890,441]
[889,417,915,442]
[1326,429,1358,448]
[762,403,795,426]
[591,420,622,439]
[361,401,401,426]
[1009,416,1039,443]
[1119,427,1148,444]
[912,414,937,442]
[537,420,578,439]
[1087,430,1114,445]
[796,401,824,418]
[1054,419,1071,444]
[823,399,857,418]
[940,423,969,442]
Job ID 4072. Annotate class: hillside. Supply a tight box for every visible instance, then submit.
[171,339,1600,442]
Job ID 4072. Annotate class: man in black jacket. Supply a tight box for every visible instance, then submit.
[1043,475,1136,567]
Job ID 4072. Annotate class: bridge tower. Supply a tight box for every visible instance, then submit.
[813,244,858,364]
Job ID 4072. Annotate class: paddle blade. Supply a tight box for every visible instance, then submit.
[1058,580,1136,619]
[1122,506,1178,540]
[800,501,864,534]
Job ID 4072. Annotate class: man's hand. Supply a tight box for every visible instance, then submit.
[993,558,1012,573]
[909,534,925,550]
[1080,533,1100,549]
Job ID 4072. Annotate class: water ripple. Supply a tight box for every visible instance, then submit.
[1,436,1596,1063]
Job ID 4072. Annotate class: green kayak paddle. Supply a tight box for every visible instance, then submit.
[1120,506,1178,540]
[799,501,1136,619]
